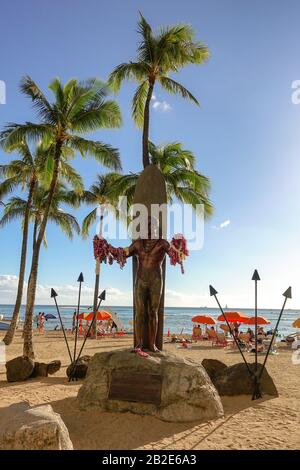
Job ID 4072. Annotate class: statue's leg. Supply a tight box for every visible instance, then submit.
[134,278,147,349]
[148,277,162,352]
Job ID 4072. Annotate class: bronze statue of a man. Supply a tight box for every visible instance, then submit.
[125,217,169,352]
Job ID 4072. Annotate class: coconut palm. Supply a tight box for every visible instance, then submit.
[109,13,209,168]
[0,76,122,358]
[0,184,80,339]
[82,172,127,338]
[0,140,83,346]
[110,141,213,216]
[1,184,80,245]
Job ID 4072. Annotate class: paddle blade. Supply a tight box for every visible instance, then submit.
[209,285,218,296]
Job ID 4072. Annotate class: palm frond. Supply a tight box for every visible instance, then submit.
[82,207,97,238]
[59,160,84,193]
[132,80,149,127]
[0,123,53,150]
[48,210,80,239]
[71,100,122,132]
[69,136,121,171]
[158,76,199,105]
[0,176,22,198]
[108,62,148,92]
[20,76,57,124]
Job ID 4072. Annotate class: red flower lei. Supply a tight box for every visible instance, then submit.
[93,234,189,273]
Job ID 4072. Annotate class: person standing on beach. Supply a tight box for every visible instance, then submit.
[38,313,44,334]
[36,312,41,329]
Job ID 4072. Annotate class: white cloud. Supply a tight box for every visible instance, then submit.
[0,274,208,308]
[0,274,133,306]
[212,219,231,230]
[151,94,172,112]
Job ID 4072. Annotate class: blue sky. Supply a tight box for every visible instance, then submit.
[0,0,300,308]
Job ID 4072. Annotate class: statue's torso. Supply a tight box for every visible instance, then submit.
[135,239,168,281]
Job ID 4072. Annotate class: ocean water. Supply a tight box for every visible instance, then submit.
[0,304,299,337]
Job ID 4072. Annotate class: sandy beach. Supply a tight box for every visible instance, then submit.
[0,331,299,450]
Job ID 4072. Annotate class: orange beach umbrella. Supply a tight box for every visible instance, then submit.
[220,323,231,332]
[246,316,271,325]
[292,318,300,328]
[78,310,111,321]
[192,315,217,325]
[217,311,250,323]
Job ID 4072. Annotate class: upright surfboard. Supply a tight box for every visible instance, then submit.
[132,165,167,350]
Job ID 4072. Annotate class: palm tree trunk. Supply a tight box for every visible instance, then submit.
[92,207,104,339]
[142,80,155,168]
[23,142,62,358]
[32,217,38,250]
[3,180,35,346]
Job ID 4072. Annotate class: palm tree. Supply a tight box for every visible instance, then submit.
[0,184,80,336]
[0,140,83,346]
[110,141,213,216]
[82,173,126,338]
[109,13,209,168]
[0,76,122,358]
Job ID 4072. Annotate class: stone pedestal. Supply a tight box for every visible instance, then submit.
[77,350,224,423]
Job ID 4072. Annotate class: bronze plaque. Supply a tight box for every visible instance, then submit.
[108,371,162,405]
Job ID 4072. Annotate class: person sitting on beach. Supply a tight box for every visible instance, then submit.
[258,326,267,337]
[171,334,178,343]
[192,324,202,339]
[247,328,255,341]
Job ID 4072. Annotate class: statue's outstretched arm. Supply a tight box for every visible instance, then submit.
[124,240,138,258]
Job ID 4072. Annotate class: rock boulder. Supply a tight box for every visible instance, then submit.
[78,350,223,423]
[212,362,278,396]
[0,403,73,450]
[30,360,61,378]
[67,355,91,380]
[6,356,34,382]
[201,359,227,380]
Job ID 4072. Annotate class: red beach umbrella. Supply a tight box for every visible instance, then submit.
[192,315,217,325]
[217,311,250,323]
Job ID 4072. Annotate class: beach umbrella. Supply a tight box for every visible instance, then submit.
[78,310,111,322]
[217,311,250,323]
[192,315,217,325]
[292,318,300,328]
[246,316,271,325]
[44,313,56,320]
[220,323,230,332]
